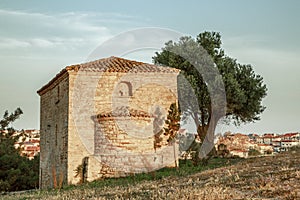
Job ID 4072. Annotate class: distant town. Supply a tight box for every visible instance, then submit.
[216,131,300,158]
[4,129,299,160]
[179,130,300,159]
[1,129,40,160]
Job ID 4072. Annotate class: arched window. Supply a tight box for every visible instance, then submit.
[117,81,132,97]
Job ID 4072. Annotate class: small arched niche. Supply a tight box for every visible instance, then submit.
[116,81,132,97]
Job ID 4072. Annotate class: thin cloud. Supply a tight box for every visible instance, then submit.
[0,38,31,48]
[0,9,141,50]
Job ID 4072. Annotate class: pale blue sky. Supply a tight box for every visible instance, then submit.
[0,0,299,134]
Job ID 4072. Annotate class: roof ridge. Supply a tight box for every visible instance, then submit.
[78,56,146,67]
[37,56,179,95]
[74,56,179,73]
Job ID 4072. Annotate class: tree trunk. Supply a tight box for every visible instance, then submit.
[195,116,220,164]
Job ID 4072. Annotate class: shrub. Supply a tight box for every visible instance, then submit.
[248,149,261,156]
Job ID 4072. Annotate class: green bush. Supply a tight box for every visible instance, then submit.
[248,149,261,156]
[290,145,300,152]
[0,109,39,192]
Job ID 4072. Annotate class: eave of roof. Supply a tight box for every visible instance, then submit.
[37,56,179,95]
[37,65,79,95]
[93,106,153,120]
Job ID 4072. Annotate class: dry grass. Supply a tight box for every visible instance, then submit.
[2,149,300,200]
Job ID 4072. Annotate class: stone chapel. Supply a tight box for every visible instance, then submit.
[37,56,179,189]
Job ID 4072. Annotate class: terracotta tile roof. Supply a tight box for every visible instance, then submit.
[274,135,284,138]
[79,56,180,73]
[37,56,179,95]
[30,139,40,143]
[263,134,275,138]
[25,146,40,151]
[283,133,299,137]
[263,135,274,139]
[24,129,39,133]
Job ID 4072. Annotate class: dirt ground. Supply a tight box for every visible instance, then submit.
[3,149,300,200]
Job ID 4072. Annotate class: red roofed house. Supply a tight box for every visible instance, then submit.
[280,140,300,151]
[283,133,300,141]
[217,133,251,157]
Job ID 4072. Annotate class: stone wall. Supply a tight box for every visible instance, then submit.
[67,70,103,184]
[67,70,179,183]
[39,61,179,187]
[39,73,69,189]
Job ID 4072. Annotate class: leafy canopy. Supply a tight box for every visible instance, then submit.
[0,108,39,192]
[153,31,267,138]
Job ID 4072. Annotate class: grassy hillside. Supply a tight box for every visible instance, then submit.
[2,148,300,199]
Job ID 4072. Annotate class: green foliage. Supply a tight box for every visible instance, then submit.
[186,138,218,166]
[65,157,241,191]
[0,108,23,130]
[153,31,267,141]
[248,149,261,156]
[74,164,84,182]
[290,145,300,152]
[184,138,202,165]
[0,108,39,192]
[164,103,180,143]
[153,106,165,150]
[217,143,230,158]
[74,157,88,184]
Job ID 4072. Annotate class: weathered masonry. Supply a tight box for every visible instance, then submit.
[37,56,180,189]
